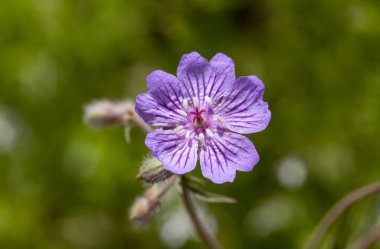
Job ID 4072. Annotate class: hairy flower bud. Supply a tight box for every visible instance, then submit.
[129,196,157,221]
[84,100,134,127]
[130,175,178,221]
[137,156,173,183]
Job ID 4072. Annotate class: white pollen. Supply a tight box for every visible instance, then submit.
[205,96,212,105]
[173,125,184,132]
[176,109,187,117]
[193,97,199,108]
[199,133,205,144]
[206,129,214,137]
[186,130,191,139]
[182,99,188,110]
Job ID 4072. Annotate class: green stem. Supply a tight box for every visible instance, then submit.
[180,178,222,249]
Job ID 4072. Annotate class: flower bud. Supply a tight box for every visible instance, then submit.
[83,100,134,127]
[137,156,173,184]
[129,196,158,221]
[130,175,178,221]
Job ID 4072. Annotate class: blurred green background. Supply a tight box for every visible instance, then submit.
[1,0,380,248]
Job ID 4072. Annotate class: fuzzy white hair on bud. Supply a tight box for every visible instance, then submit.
[84,100,134,127]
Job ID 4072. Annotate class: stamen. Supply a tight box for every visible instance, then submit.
[205,96,212,105]
[173,125,184,132]
[182,99,188,110]
[217,117,224,125]
[186,130,191,139]
[176,109,187,117]
[193,96,199,108]
[199,133,205,144]
[213,115,224,125]
[206,128,214,137]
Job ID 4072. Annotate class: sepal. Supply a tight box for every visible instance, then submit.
[137,156,173,184]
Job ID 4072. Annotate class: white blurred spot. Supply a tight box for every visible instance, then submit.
[277,156,308,190]
[249,196,294,236]
[19,53,60,99]
[0,109,20,154]
[63,139,99,176]
[159,209,193,248]
[157,188,217,248]
[308,145,354,182]
[347,5,368,31]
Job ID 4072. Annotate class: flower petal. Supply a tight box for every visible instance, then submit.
[146,129,198,174]
[135,70,188,127]
[206,53,236,100]
[177,52,213,104]
[214,76,271,134]
[200,130,259,184]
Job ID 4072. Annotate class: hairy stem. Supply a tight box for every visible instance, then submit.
[305,181,380,249]
[180,178,222,249]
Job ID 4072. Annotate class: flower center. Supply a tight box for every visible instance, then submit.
[174,96,218,143]
[189,107,206,127]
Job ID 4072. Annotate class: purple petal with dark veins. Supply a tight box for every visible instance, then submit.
[146,129,198,174]
[206,53,236,101]
[135,70,188,127]
[176,52,213,105]
[200,131,259,184]
[215,76,271,134]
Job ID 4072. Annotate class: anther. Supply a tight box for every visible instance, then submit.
[173,125,184,132]
[199,133,205,144]
[217,117,224,125]
[205,96,212,106]
[176,109,187,117]
[182,99,188,110]
[193,96,199,108]
[206,128,214,137]
[213,115,224,125]
[186,130,191,139]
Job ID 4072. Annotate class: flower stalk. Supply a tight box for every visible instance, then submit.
[305,181,380,249]
[349,223,380,249]
[180,177,222,249]
[134,111,222,249]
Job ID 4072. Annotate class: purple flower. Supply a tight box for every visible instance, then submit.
[136,52,271,184]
